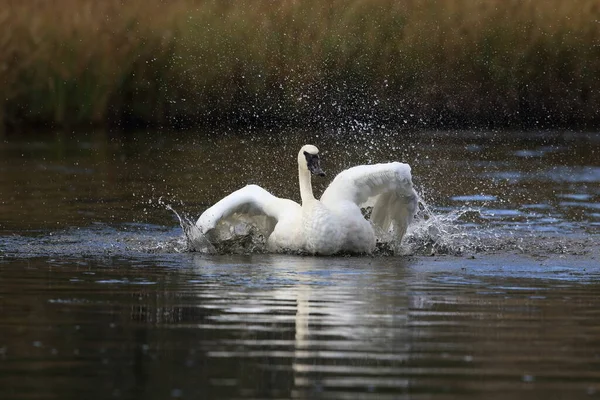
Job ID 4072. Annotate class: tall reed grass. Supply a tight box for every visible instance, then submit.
[2,0,599,130]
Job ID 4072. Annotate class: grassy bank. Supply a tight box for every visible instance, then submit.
[2,0,600,131]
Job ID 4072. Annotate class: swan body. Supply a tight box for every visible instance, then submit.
[196,145,418,255]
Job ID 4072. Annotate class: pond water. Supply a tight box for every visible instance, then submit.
[1,128,599,399]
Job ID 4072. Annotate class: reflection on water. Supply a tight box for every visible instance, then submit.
[0,129,599,399]
[1,255,600,399]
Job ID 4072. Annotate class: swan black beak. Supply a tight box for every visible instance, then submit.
[307,156,325,176]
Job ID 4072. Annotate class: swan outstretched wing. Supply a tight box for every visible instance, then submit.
[196,184,300,235]
[320,162,418,238]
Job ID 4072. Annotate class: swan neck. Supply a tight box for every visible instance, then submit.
[298,166,315,204]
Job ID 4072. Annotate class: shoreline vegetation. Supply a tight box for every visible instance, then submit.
[2,0,600,132]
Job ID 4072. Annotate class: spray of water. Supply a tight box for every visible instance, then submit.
[159,190,484,256]
[401,194,485,256]
[158,197,217,253]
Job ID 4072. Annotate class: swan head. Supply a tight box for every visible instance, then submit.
[298,145,325,176]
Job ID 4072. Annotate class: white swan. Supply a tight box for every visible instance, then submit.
[195,145,418,255]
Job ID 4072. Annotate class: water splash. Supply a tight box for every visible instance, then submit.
[193,219,269,254]
[401,197,484,256]
[158,198,217,253]
[160,197,270,254]
[163,189,485,256]
[1,199,590,259]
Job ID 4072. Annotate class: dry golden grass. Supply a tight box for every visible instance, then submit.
[1,0,182,124]
[2,0,599,129]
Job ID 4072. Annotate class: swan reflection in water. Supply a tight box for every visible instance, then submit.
[196,145,418,255]
[189,255,422,395]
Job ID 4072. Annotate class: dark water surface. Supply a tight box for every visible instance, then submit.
[1,129,599,399]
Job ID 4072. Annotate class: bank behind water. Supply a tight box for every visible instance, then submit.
[2,0,599,130]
